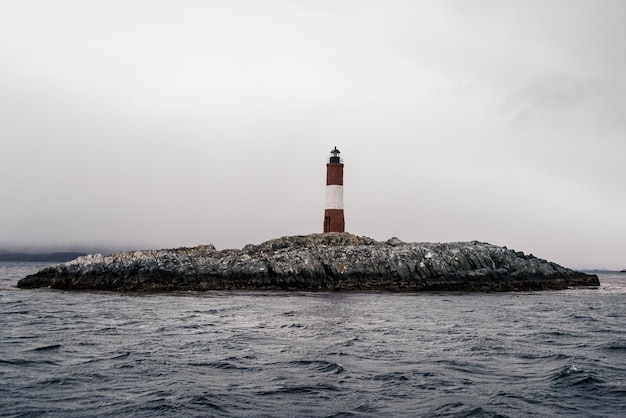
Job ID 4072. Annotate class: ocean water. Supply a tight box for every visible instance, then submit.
[1,261,625,417]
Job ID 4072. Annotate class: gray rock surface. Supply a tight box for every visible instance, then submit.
[17,233,599,292]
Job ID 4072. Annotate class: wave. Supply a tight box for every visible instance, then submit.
[32,344,62,352]
[551,364,605,392]
[257,382,342,396]
[285,359,345,374]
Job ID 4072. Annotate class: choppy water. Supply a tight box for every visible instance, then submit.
[1,261,625,417]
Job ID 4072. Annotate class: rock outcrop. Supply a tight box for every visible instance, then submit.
[17,233,599,292]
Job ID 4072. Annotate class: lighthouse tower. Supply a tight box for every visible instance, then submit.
[323,146,345,233]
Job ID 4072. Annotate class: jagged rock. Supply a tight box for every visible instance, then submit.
[17,233,599,292]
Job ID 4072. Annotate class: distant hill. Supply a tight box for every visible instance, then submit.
[0,251,87,262]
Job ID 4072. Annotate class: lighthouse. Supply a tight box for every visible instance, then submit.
[323,146,345,233]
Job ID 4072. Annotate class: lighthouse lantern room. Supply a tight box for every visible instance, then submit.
[324,147,345,233]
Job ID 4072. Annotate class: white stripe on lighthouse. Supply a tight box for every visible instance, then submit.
[325,185,343,210]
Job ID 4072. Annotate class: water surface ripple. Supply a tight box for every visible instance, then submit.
[2,262,624,417]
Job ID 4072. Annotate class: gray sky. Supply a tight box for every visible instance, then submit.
[2,0,625,269]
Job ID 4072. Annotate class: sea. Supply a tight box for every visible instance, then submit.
[1,261,625,417]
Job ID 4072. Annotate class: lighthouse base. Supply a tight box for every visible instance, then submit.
[323,209,345,233]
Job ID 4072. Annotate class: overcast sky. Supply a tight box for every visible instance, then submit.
[2,1,625,269]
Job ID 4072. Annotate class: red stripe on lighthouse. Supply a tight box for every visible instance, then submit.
[324,147,345,233]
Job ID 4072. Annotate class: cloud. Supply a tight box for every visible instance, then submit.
[1,1,625,269]
[501,73,597,127]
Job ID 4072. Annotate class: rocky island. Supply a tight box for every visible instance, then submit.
[18,233,599,292]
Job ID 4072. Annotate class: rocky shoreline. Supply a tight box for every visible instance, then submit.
[17,233,599,292]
